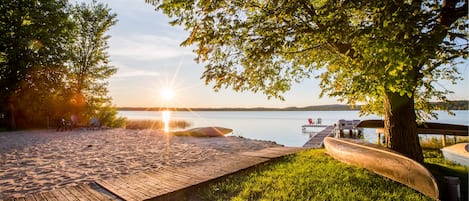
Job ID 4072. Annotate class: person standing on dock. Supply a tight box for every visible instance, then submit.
[308,118,314,125]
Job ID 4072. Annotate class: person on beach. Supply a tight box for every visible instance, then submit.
[56,117,71,131]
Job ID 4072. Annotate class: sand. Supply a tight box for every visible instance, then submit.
[0,128,281,199]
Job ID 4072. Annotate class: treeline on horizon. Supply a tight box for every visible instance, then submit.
[118,100,469,111]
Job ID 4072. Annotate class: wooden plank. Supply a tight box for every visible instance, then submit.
[113,175,160,200]
[139,170,191,195]
[303,126,335,148]
[45,190,67,201]
[240,149,289,158]
[96,179,141,201]
[148,170,193,188]
[63,185,95,201]
[114,175,155,200]
[138,171,175,191]
[160,168,201,184]
[75,184,115,201]
[135,173,173,194]
[129,175,162,198]
[301,124,329,128]
[146,169,194,187]
[51,188,76,201]
[66,185,96,201]
[164,167,209,182]
[57,188,80,201]
[39,191,59,201]
[110,177,149,201]
[22,195,39,201]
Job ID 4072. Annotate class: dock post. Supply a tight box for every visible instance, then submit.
[377,133,381,145]
[442,134,447,147]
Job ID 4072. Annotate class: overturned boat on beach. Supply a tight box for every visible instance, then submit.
[324,137,439,200]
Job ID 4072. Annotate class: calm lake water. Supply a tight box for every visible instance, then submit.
[118,110,469,147]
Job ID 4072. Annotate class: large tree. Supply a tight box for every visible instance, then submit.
[0,0,73,129]
[67,0,119,126]
[147,0,468,162]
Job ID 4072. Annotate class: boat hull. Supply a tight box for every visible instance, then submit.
[441,143,469,166]
[324,137,439,199]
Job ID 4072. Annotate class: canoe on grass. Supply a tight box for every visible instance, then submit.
[324,137,439,200]
[171,127,233,137]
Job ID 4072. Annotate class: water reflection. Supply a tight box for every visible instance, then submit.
[162,110,171,132]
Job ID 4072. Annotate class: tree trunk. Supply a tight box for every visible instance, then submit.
[8,102,16,130]
[383,91,424,163]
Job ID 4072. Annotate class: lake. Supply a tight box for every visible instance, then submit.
[118,110,469,147]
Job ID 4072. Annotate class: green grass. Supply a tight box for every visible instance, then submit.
[421,137,468,201]
[424,149,468,201]
[186,149,433,201]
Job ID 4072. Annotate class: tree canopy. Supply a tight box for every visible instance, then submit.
[0,0,73,128]
[68,0,120,126]
[147,0,468,162]
[0,0,123,129]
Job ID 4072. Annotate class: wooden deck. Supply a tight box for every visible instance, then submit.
[4,147,304,201]
[303,125,335,148]
[3,183,119,201]
[301,124,329,128]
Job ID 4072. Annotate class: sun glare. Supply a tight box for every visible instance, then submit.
[162,110,171,132]
[160,87,174,100]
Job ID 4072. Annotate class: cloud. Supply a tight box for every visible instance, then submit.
[109,34,193,61]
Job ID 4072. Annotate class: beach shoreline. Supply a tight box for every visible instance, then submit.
[0,128,281,199]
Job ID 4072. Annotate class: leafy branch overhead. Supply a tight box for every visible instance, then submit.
[147,0,468,162]
[146,0,467,117]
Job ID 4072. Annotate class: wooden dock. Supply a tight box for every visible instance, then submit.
[301,124,329,128]
[303,125,335,148]
[3,183,119,201]
[5,147,304,201]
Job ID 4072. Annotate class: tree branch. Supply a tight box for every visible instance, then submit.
[440,0,468,27]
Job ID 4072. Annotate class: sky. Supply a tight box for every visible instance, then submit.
[85,0,468,108]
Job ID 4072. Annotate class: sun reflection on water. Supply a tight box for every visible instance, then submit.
[162,110,171,132]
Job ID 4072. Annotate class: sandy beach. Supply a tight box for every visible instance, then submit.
[0,128,281,199]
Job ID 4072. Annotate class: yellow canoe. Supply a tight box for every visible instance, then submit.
[324,137,439,199]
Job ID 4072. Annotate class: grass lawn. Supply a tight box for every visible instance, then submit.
[424,149,468,201]
[187,149,437,201]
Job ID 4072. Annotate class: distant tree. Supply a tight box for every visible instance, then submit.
[147,0,468,162]
[0,0,73,129]
[68,0,122,127]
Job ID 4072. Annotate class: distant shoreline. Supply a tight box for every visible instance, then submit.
[118,100,468,111]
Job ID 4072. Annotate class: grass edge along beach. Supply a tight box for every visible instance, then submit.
[176,144,468,201]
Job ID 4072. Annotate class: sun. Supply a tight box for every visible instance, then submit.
[160,87,174,100]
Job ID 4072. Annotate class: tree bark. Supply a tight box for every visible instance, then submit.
[383,91,424,163]
[8,102,16,130]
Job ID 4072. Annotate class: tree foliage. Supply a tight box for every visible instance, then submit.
[0,0,73,128]
[147,0,468,162]
[68,0,120,126]
[0,0,123,129]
